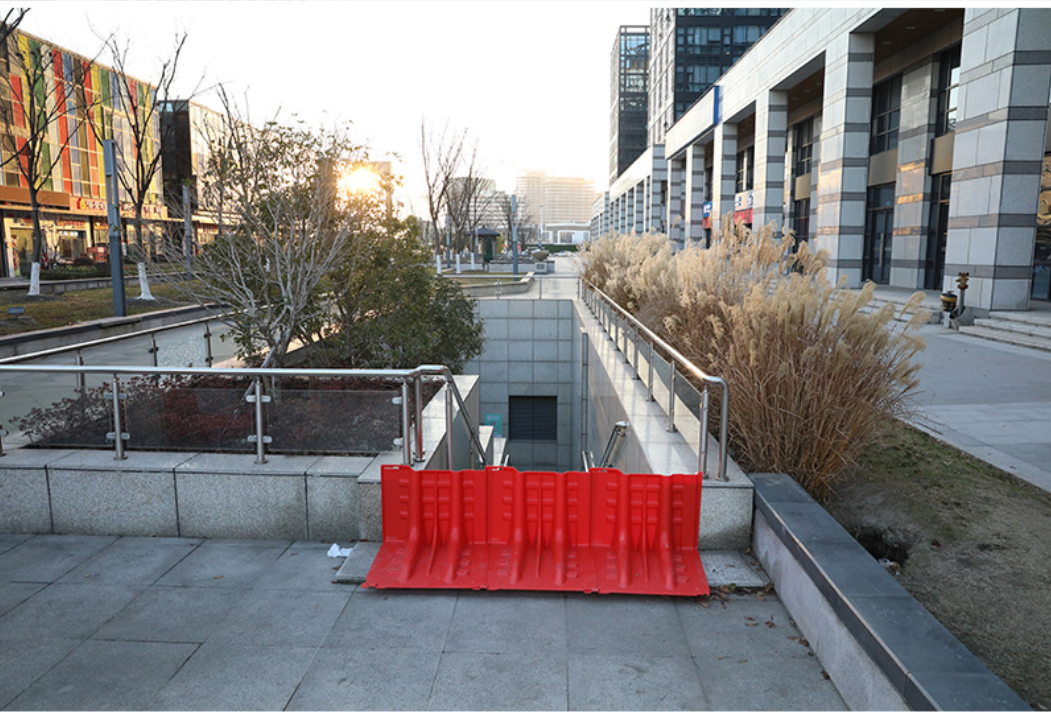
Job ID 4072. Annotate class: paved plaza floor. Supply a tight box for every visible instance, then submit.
[0,533,846,711]
[911,322,1051,494]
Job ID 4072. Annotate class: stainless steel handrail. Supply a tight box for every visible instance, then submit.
[0,310,227,365]
[581,279,730,481]
[0,362,488,468]
[599,421,629,468]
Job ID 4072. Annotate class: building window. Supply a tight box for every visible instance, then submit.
[508,396,558,441]
[870,75,902,154]
[735,146,754,193]
[935,45,961,137]
[863,184,896,284]
[793,119,814,177]
[926,173,951,290]
[792,198,810,243]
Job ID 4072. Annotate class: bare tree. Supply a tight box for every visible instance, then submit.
[189,93,369,366]
[0,9,26,48]
[97,31,198,300]
[447,173,499,253]
[419,118,468,256]
[496,192,535,255]
[0,28,102,294]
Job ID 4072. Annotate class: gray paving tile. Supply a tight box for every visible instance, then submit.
[567,652,710,710]
[58,536,201,585]
[252,541,349,591]
[428,650,569,710]
[565,594,691,657]
[444,591,567,654]
[324,588,457,650]
[0,582,44,616]
[676,594,813,660]
[0,583,145,640]
[0,534,116,583]
[147,642,316,711]
[206,587,350,647]
[154,539,288,588]
[0,534,31,556]
[288,646,442,711]
[0,636,81,709]
[6,639,196,711]
[92,586,248,643]
[694,650,845,711]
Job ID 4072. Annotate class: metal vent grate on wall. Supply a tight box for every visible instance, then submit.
[508,396,558,441]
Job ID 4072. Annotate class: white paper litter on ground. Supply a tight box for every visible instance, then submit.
[327,544,353,558]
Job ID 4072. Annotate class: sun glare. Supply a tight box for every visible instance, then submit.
[340,166,381,195]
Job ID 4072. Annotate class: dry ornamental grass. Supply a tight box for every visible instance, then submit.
[580,221,928,499]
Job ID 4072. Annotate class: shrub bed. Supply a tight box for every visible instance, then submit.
[13,375,440,456]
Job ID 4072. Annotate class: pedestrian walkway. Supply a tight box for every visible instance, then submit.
[910,323,1051,494]
[0,534,845,711]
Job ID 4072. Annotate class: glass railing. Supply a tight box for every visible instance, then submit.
[0,363,486,467]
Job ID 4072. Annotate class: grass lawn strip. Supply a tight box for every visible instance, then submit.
[825,419,1051,710]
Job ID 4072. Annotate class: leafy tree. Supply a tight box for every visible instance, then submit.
[323,217,485,372]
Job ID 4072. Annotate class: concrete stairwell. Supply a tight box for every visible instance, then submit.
[959,309,1051,352]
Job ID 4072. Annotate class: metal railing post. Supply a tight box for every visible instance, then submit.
[204,325,214,366]
[414,377,424,462]
[400,381,411,465]
[445,381,455,468]
[700,386,710,477]
[718,380,729,482]
[648,342,655,401]
[75,351,86,394]
[248,377,269,464]
[109,376,126,460]
[581,332,589,458]
[667,362,677,433]
[632,327,640,378]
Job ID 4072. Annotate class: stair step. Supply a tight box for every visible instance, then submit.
[972,317,1051,340]
[860,299,941,324]
[986,310,1051,329]
[957,324,1051,353]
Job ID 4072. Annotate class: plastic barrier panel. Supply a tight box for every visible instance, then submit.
[364,466,708,596]
[367,468,490,590]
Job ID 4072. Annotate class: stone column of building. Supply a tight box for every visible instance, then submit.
[650,145,667,233]
[892,58,939,288]
[753,90,789,233]
[632,183,645,235]
[626,185,637,234]
[816,32,875,288]
[945,8,1051,311]
[667,155,686,244]
[683,143,707,244]
[712,122,738,237]
[643,176,652,231]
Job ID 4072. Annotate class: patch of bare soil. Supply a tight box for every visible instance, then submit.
[824,420,1051,710]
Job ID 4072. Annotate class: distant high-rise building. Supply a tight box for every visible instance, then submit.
[516,171,598,236]
[609,25,650,183]
[648,8,787,146]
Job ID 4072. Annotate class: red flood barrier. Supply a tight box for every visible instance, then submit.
[365,466,708,596]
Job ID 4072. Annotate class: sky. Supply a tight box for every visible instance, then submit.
[17,0,667,214]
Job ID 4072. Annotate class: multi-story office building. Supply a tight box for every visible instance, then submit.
[160,99,229,246]
[516,171,598,242]
[595,7,1051,313]
[648,8,787,147]
[609,25,649,184]
[0,28,167,276]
